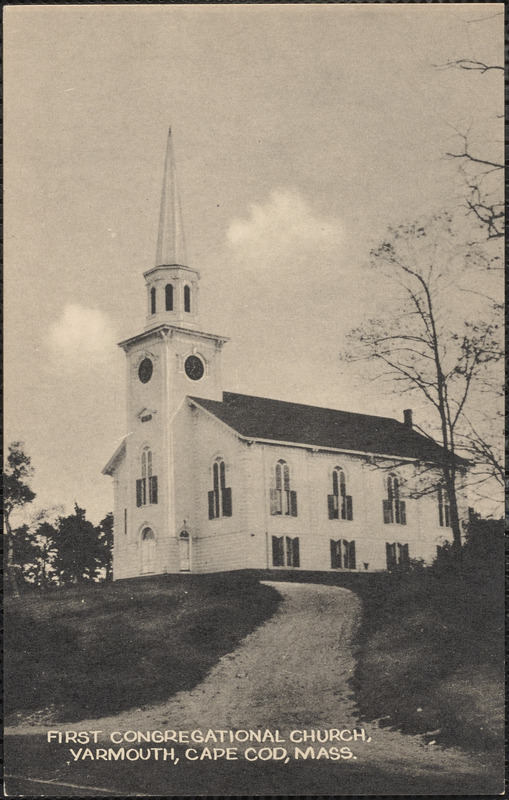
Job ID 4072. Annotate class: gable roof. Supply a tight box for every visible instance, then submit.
[190,392,465,465]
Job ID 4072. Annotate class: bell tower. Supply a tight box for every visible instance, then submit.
[143,127,200,331]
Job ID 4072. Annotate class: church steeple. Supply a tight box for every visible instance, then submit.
[143,127,200,331]
[155,127,187,267]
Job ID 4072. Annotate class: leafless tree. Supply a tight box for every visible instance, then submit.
[435,13,503,240]
[343,213,502,552]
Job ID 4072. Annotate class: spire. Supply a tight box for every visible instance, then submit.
[155,127,187,267]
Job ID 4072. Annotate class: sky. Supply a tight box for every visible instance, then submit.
[5,4,503,524]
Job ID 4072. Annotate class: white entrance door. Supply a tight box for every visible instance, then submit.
[179,532,190,571]
[141,528,156,574]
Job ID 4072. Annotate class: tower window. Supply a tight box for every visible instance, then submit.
[184,284,191,313]
[270,460,297,516]
[165,283,174,311]
[150,286,156,315]
[438,487,451,527]
[136,448,158,506]
[208,457,232,519]
[328,468,353,520]
[383,474,406,525]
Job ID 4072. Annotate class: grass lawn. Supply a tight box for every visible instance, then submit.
[4,573,281,723]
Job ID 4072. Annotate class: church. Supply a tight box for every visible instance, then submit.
[103,129,462,579]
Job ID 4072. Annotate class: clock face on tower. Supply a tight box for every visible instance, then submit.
[138,358,153,384]
[185,354,204,381]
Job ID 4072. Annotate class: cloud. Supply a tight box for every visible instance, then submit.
[48,304,115,364]
[226,188,343,270]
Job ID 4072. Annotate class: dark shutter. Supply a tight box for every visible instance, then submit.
[149,475,158,504]
[330,539,341,569]
[270,488,280,516]
[292,537,300,568]
[383,499,393,524]
[208,490,215,520]
[328,494,338,520]
[386,542,396,570]
[136,479,143,507]
[399,542,410,568]
[290,490,298,517]
[222,487,232,517]
[346,495,353,521]
[399,501,406,525]
[444,505,450,527]
[349,540,356,570]
[438,498,444,527]
[272,535,284,567]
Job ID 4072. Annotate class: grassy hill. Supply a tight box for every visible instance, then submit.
[5,573,281,724]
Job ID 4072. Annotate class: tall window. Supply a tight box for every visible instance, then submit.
[184,285,191,313]
[270,460,297,516]
[386,542,410,570]
[383,474,406,525]
[330,539,356,569]
[150,286,156,315]
[438,487,451,527]
[208,458,232,519]
[272,536,300,568]
[136,448,158,506]
[328,468,353,520]
[165,283,173,311]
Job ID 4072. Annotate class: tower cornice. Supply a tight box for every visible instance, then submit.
[118,324,229,352]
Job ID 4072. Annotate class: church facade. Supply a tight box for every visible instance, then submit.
[103,130,463,580]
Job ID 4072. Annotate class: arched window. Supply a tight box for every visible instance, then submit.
[184,284,191,313]
[165,284,174,311]
[383,474,406,525]
[438,487,451,527]
[208,457,232,519]
[328,467,353,520]
[270,459,297,516]
[136,448,158,506]
[150,286,156,315]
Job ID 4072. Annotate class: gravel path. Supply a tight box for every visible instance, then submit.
[6,581,496,787]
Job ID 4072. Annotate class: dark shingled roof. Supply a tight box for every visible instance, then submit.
[190,392,463,464]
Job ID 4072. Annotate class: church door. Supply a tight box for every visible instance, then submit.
[140,528,156,574]
[179,531,191,572]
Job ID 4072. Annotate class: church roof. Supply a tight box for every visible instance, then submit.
[190,392,466,465]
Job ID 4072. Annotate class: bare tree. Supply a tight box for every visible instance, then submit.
[435,13,503,240]
[343,213,502,552]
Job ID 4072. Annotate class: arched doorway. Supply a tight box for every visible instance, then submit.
[140,528,156,574]
[179,530,191,572]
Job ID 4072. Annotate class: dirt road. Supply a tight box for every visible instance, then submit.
[5,582,501,794]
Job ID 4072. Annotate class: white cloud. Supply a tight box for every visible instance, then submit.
[49,304,115,364]
[226,188,343,269]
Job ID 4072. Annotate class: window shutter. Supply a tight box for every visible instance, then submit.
[328,494,338,520]
[399,542,410,567]
[149,476,158,504]
[438,497,444,527]
[292,537,300,568]
[399,500,406,525]
[290,490,298,517]
[136,479,143,507]
[270,488,280,516]
[208,490,215,520]
[383,499,392,524]
[330,539,341,569]
[222,487,232,517]
[386,542,396,570]
[346,495,353,521]
[444,505,451,527]
[272,535,284,567]
[348,540,356,570]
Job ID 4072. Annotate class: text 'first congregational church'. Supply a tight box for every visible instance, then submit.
[103,129,463,579]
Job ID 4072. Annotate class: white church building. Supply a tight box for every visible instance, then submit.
[103,130,462,579]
